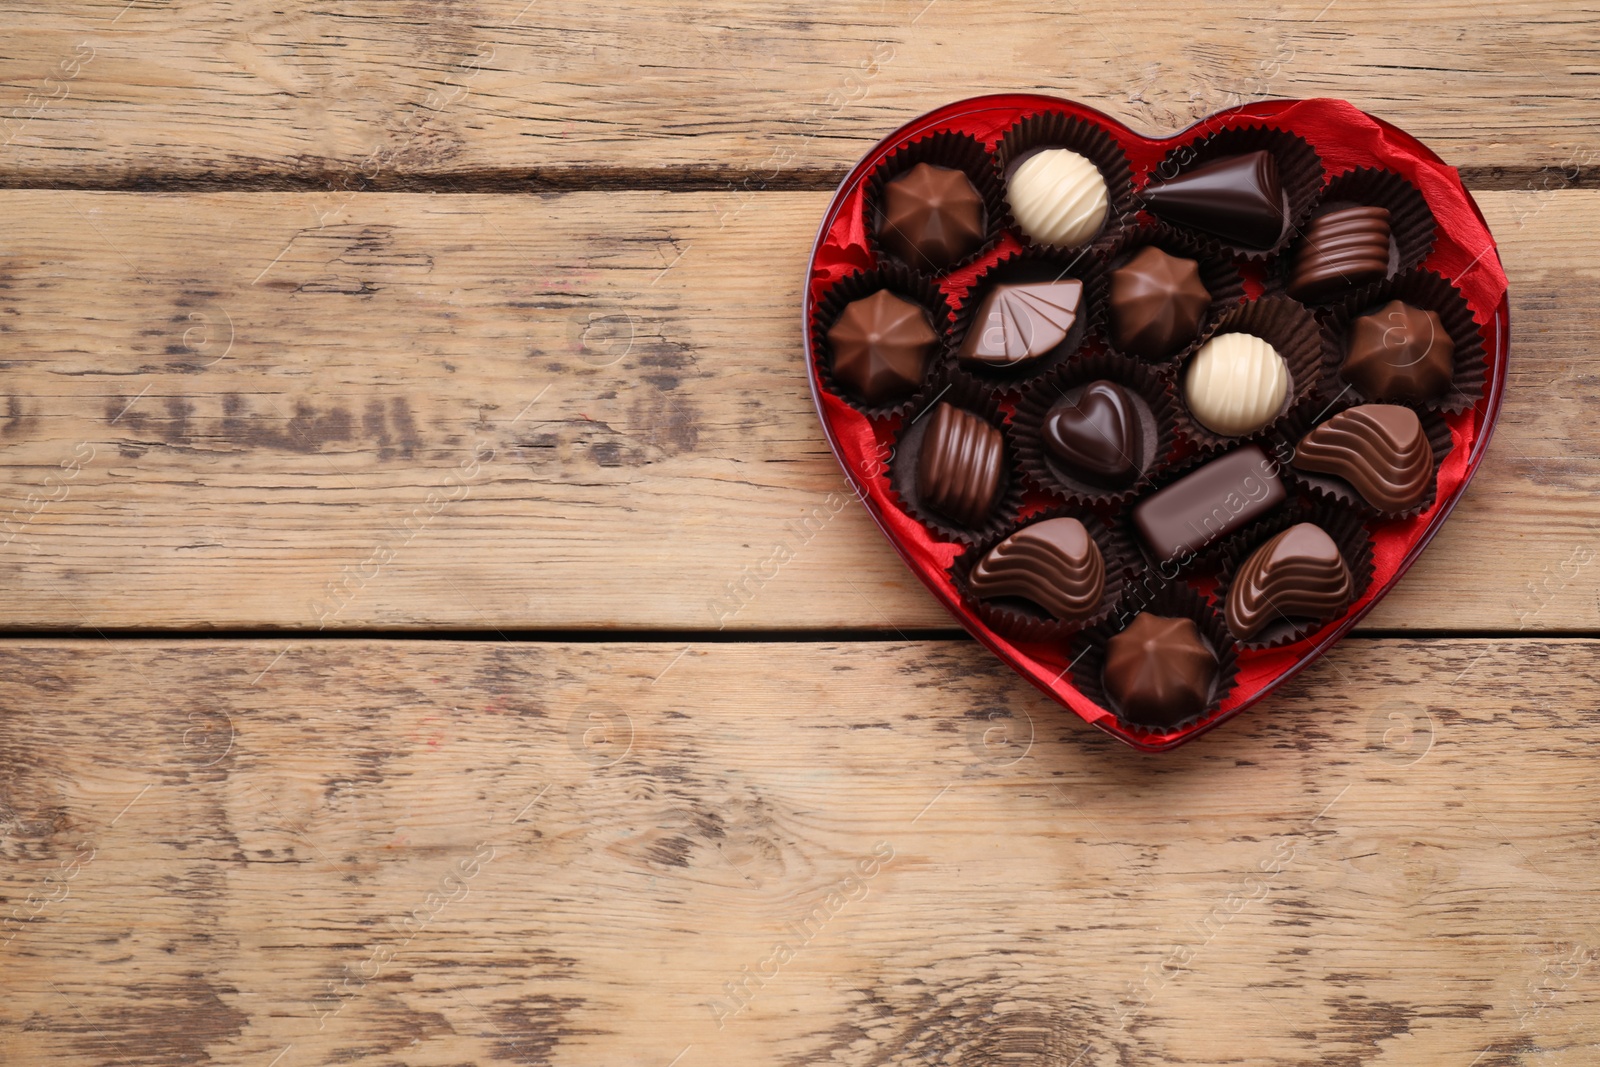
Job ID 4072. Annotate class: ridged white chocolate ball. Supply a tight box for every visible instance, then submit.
[1184,333,1289,436]
[1006,149,1109,248]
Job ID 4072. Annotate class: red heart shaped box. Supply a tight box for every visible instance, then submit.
[803,95,1510,752]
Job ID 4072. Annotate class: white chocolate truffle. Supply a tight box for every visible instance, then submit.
[1006,149,1109,248]
[1184,333,1289,436]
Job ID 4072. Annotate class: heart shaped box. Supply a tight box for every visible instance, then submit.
[803,95,1509,752]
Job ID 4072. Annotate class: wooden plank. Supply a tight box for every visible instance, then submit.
[1,637,1597,1064]
[0,1,1596,184]
[0,188,1590,632]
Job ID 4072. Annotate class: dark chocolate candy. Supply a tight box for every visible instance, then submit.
[1131,444,1287,563]
[1043,381,1144,488]
[969,516,1105,621]
[957,280,1083,368]
[916,402,1004,527]
[1341,299,1455,403]
[1109,246,1211,360]
[826,290,938,405]
[879,162,986,270]
[1143,150,1286,249]
[1287,206,1392,302]
[1103,613,1218,727]
[1225,522,1354,640]
[1293,404,1431,512]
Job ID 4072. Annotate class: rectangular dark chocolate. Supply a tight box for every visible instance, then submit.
[1132,444,1286,563]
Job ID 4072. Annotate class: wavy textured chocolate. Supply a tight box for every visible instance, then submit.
[1294,404,1431,512]
[916,403,1004,527]
[1225,523,1354,640]
[1288,206,1392,301]
[969,517,1104,621]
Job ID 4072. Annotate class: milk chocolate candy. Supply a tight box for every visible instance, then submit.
[1143,150,1286,249]
[879,162,986,270]
[1293,404,1431,512]
[1288,206,1392,301]
[1342,299,1455,403]
[958,280,1083,367]
[826,290,939,405]
[1103,613,1218,727]
[916,403,1005,527]
[1225,523,1354,640]
[969,517,1105,621]
[1109,246,1211,360]
[1132,445,1287,563]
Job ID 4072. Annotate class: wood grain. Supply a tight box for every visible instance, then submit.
[0,187,1589,632]
[0,1,1597,186]
[1,637,1597,1065]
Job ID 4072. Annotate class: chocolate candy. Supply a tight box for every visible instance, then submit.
[958,280,1083,368]
[1183,333,1289,437]
[969,516,1105,621]
[826,290,938,405]
[917,403,1004,527]
[1044,381,1145,488]
[1132,445,1286,563]
[880,162,986,270]
[1109,246,1211,360]
[1287,206,1392,301]
[1005,149,1110,248]
[1342,299,1454,402]
[1143,150,1286,249]
[1225,523,1354,640]
[1293,404,1431,512]
[1103,613,1218,727]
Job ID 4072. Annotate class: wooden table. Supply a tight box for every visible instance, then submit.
[1,4,1596,1064]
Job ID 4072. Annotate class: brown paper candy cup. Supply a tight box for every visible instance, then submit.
[1101,220,1247,365]
[1323,269,1489,416]
[1213,503,1376,650]
[1175,295,1325,451]
[1275,397,1454,521]
[949,508,1132,642]
[993,110,1137,253]
[1140,124,1324,263]
[1012,349,1180,509]
[888,373,1026,546]
[812,263,954,421]
[1276,166,1439,305]
[862,129,1007,277]
[946,245,1110,398]
[1071,581,1240,737]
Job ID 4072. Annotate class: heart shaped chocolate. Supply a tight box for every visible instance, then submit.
[805,95,1508,751]
[1043,381,1142,488]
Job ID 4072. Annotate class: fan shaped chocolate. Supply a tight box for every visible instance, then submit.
[1043,381,1145,488]
[1225,523,1354,641]
[1288,206,1392,301]
[958,279,1083,367]
[879,162,986,269]
[826,290,939,405]
[1293,404,1431,512]
[916,403,1004,527]
[1103,613,1218,727]
[969,517,1105,622]
[1109,246,1211,359]
[1342,299,1454,403]
[1143,150,1286,249]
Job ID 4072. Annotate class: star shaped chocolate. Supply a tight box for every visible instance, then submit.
[1109,246,1211,360]
[879,162,986,269]
[826,290,938,405]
